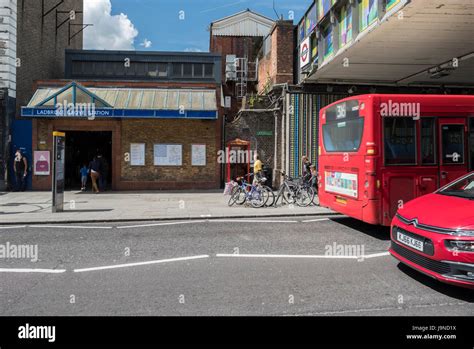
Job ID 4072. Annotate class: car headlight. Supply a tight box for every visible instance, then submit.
[454,230,474,237]
[445,240,474,252]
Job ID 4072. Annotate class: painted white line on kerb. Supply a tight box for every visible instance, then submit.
[301,218,329,223]
[117,220,207,229]
[0,268,66,274]
[73,255,209,273]
[0,225,27,230]
[210,220,298,223]
[30,225,113,229]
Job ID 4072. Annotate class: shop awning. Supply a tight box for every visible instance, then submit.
[21,82,218,119]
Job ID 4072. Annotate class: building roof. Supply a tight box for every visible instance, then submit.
[210,9,275,37]
[22,82,217,119]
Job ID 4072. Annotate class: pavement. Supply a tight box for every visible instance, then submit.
[0,216,472,316]
[0,190,334,224]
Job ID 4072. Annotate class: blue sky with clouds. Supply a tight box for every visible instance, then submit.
[84,0,313,52]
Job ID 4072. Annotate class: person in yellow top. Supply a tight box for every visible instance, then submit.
[253,153,263,184]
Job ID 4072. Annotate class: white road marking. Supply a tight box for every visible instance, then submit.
[30,225,112,229]
[216,253,357,259]
[210,219,298,223]
[117,220,207,229]
[73,255,209,273]
[363,252,391,259]
[0,225,27,229]
[0,268,66,274]
[216,252,391,260]
[301,218,330,223]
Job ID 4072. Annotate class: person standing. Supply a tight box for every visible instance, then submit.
[80,163,89,191]
[253,153,263,185]
[13,149,28,192]
[89,156,102,193]
[302,156,312,183]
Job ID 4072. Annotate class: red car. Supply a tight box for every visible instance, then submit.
[390,171,474,289]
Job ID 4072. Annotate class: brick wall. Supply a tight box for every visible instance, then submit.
[120,119,220,189]
[16,0,83,113]
[257,20,295,94]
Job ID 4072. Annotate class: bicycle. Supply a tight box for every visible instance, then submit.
[273,170,315,207]
[228,173,272,208]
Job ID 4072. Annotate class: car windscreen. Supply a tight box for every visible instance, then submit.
[438,173,474,200]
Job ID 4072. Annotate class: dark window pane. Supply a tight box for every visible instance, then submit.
[114,62,126,76]
[194,63,203,77]
[71,61,82,76]
[172,63,182,77]
[204,64,213,77]
[83,62,94,75]
[157,63,168,77]
[183,63,192,77]
[421,118,436,164]
[135,62,147,76]
[384,118,416,165]
[470,118,474,171]
[442,124,464,164]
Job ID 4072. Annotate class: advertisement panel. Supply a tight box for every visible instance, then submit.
[33,151,50,175]
[325,171,358,198]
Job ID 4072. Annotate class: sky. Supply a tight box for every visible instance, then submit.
[83,0,313,52]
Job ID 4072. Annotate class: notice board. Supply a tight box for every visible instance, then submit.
[154,144,182,166]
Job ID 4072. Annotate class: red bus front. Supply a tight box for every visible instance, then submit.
[319,94,474,226]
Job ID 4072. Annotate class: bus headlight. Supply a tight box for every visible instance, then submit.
[445,240,474,252]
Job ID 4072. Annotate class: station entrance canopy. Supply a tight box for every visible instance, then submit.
[21,82,218,119]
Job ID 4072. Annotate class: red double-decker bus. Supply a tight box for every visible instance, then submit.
[318,94,474,226]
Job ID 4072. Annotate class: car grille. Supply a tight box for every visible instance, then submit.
[391,241,451,275]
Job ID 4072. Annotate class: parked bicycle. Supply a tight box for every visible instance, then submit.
[228,173,273,208]
[273,170,315,207]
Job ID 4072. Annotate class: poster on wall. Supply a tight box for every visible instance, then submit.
[386,0,401,11]
[191,144,206,166]
[323,24,334,60]
[318,0,332,21]
[340,4,353,47]
[305,4,317,34]
[130,143,145,166]
[33,151,50,175]
[325,171,358,198]
[300,36,311,67]
[154,144,182,166]
[360,0,378,31]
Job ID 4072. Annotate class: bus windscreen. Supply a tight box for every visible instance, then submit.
[322,100,364,152]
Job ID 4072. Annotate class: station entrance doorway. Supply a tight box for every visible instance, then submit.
[64,131,112,190]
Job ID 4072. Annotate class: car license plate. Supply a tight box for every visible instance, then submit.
[397,232,424,252]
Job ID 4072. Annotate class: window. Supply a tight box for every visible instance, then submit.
[323,118,364,152]
[72,61,83,76]
[204,64,214,78]
[384,118,416,165]
[470,118,474,171]
[359,0,378,32]
[441,124,464,164]
[183,63,193,77]
[172,63,182,77]
[421,118,436,165]
[194,63,203,77]
[147,63,168,78]
[135,62,147,77]
[322,23,333,60]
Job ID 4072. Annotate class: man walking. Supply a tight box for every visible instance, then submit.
[13,149,28,192]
